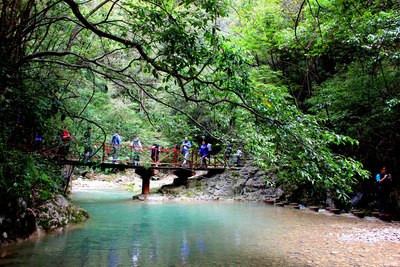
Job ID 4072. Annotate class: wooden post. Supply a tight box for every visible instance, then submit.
[135,168,157,195]
[102,143,105,163]
[142,176,150,195]
[173,149,177,165]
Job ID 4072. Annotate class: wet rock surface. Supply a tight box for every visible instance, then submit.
[36,194,89,231]
[159,166,282,201]
[1,194,88,246]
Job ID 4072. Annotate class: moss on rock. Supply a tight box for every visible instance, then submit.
[36,194,89,231]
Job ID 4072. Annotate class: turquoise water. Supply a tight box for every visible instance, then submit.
[2,190,399,266]
[1,190,299,266]
[5,190,377,266]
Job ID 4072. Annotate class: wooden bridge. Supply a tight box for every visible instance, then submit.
[56,142,231,169]
[46,142,237,195]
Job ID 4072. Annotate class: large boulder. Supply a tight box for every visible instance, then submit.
[36,194,89,231]
[1,194,89,245]
[159,166,282,202]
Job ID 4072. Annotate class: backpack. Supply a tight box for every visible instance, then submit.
[132,138,140,147]
[150,144,159,158]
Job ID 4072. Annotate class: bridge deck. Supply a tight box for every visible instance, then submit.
[51,141,241,170]
[61,159,231,171]
[30,141,241,195]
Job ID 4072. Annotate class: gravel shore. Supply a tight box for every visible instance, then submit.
[340,227,400,243]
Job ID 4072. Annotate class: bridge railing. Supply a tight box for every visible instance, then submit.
[45,142,231,169]
[99,144,229,169]
[10,131,242,169]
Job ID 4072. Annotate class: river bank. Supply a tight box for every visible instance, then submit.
[70,168,400,245]
[2,168,400,267]
[71,166,278,202]
[2,188,400,267]
[0,193,89,247]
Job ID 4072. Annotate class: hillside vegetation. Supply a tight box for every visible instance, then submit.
[1,0,399,241]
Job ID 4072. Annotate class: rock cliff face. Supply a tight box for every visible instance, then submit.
[36,195,89,231]
[160,166,283,201]
[159,167,400,220]
[0,194,89,246]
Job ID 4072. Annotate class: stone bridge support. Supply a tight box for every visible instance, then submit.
[204,169,225,177]
[172,169,195,186]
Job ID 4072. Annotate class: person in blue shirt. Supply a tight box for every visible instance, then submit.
[224,144,233,167]
[110,131,122,164]
[34,133,44,151]
[198,140,208,168]
[181,136,191,165]
[375,166,392,214]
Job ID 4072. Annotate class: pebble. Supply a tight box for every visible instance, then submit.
[339,227,400,243]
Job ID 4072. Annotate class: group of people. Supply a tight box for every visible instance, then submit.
[52,126,244,168]
[171,137,210,168]
[224,144,243,166]
[109,134,166,166]
[108,134,243,168]
[182,137,244,168]
[49,126,397,214]
[109,134,195,166]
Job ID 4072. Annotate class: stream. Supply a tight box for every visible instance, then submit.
[1,190,400,266]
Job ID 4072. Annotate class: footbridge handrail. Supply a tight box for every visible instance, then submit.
[36,141,242,170]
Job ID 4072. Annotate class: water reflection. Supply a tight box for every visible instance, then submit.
[130,239,140,266]
[1,190,286,266]
[180,232,189,264]
[2,190,397,267]
[107,241,120,267]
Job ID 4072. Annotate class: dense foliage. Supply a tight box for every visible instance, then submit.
[1,0,398,239]
[227,0,399,200]
[228,0,399,172]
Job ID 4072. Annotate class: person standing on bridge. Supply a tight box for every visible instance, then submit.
[199,140,208,169]
[57,127,72,160]
[34,132,44,151]
[110,131,122,164]
[181,137,191,165]
[206,142,212,164]
[224,143,233,167]
[235,149,243,166]
[131,137,142,166]
[82,127,93,163]
[150,143,160,163]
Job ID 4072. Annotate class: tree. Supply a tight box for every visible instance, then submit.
[226,0,400,197]
[0,0,372,220]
